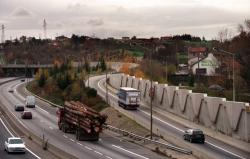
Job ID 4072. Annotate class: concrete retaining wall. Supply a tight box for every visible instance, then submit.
[109,73,250,142]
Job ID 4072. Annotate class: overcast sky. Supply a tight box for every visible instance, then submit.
[0,0,250,40]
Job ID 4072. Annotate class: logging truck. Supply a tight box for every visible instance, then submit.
[57,101,107,141]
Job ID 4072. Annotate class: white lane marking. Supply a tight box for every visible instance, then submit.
[63,135,68,139]
[49,126,53,130]
[97,77,247,159]
[77,142,83,146]
[13,82,50,115]
[94,150,103,155]
[139,109,184,133]
[84,146,93,151]
[70,138,75,142]
[205,141,246,159]
[105,156,113,159]
[9,109,28,129]
[36,106,50,114]
[112,145,149,159]
[0,118,41,159]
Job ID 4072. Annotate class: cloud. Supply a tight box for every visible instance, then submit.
[87,18,104,26]
[11,7,33,18]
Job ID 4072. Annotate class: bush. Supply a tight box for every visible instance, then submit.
[86,87,97,97]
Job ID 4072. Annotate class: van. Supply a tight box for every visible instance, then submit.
[25,96,35,108]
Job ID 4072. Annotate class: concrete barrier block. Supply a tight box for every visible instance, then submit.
[224,101,245,131]
[154,84,166,107]
[205,97,225,123]
[176,89,192,112]
[166,86,179,107]
[190,93,207,118]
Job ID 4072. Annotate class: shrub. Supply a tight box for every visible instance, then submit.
[86,87,97,97]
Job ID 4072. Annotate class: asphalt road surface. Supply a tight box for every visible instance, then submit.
[0,79,168,159]
[89,74,250,159]
[0,117,39,159]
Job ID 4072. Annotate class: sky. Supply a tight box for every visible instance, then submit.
[0,0,250,40]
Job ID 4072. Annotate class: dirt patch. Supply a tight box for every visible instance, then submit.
[101,107,149,137]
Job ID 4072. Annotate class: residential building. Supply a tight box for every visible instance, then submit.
[189,53,220,76]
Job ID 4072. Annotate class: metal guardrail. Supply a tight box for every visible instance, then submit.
[25,87,63,108]
[104,124,192,155]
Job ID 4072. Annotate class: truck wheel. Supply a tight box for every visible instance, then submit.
[62,124,67,133]
[189,138,193,143]
[58,124,62,130]
[76,130,80,140]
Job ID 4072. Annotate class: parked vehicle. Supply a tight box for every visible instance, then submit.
[15,104,25,111]
[8,89,14,93]
[4,137,26,153]
[21,111,32,119]
[20,79,25,82]
[183,129,205,143]
[117,87,140,110]
[25,96,35,108]
[57,101,107,141]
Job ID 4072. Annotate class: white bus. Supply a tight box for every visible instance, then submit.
[117,87,140,110]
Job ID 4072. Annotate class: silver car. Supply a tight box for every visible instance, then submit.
[4,137,26,153]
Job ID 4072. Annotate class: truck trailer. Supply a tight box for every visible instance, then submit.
[57,101,107,141]
[117,87,140,110]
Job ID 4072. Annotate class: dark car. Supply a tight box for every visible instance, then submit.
[21,111,32,119]
[20,79,25,82]
[183,129,205,143]
[8,89,14,93]
[15,105,25,111]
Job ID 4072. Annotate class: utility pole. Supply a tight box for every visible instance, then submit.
[197,53,200,87]
[166,56,168,82]
[105,53,109,104]
[150,43,154,140]
[87,54,90,87]
[232,54,235,101]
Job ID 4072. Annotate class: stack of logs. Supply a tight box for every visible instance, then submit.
[64,101,107,134]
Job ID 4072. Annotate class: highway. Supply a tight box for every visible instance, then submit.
[89,74,250,159]
[0,116,38,159]
[0,78,168,159]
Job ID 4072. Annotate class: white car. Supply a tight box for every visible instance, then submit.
[4,137,26,153]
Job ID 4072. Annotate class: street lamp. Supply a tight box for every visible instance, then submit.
[213,48,235,101]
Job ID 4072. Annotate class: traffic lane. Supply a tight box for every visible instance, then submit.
[0,81,107,159]
[0,77,16,83]
[14,79,170,159]
[0,118,36,159]
[16,81,58,116]
[138,106,250,159]
[101,80,248,159]
[92,75,250,159]
[5,80,166,159]
[99,132,168,159]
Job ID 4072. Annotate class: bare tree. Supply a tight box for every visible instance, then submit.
[245,19,250,32]
[218,28,229,42]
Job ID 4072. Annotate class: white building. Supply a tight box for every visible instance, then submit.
[189,53,220,76]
